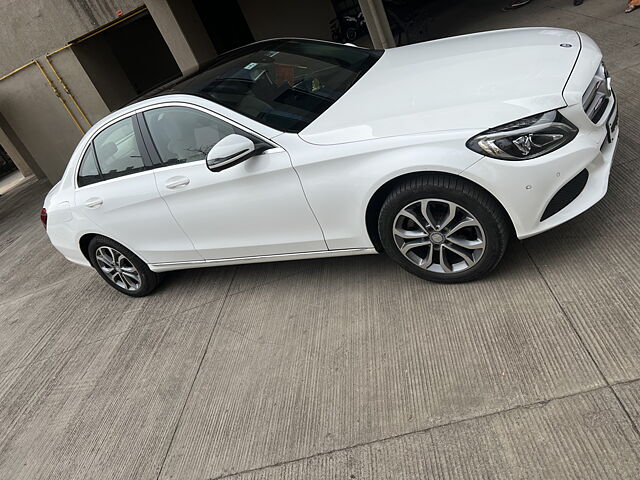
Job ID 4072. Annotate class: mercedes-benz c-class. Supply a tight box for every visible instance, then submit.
[42,28,619,296]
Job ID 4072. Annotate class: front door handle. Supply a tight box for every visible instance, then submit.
[84,197,103,208]
[165,176,190,189]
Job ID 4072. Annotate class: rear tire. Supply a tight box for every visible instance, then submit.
[378,175,510,283]
[88,236,160,297]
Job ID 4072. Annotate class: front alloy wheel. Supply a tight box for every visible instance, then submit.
[393,199,485,274]
[378,175,510,283]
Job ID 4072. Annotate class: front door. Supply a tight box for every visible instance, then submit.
[141,104,327,260]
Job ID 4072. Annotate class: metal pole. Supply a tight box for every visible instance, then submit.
[34,60,85,134]
[45,54,92,129]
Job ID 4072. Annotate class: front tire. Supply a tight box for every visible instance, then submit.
[378,175,510,283]
[88,236,160,297]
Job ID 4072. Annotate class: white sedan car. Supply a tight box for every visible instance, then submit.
[43,28,618,296]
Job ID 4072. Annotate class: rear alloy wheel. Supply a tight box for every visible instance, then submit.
[95,246,142,291]
[378,175,510,283]
[88,236,159,296]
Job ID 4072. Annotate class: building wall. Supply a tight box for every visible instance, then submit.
[0,0,144,74]
[0,0,145,181]
[0,49,111,181]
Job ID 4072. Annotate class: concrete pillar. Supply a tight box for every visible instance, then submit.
[146,0,217,76]
[358,0,395,49]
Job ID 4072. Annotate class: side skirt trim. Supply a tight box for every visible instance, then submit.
[148,248,378,272]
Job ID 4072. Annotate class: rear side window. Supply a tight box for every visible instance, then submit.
[93,117,145,181]
[143,106,244,165]
[77,146,101,187]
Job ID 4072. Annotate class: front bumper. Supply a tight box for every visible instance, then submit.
[461,96,618,240]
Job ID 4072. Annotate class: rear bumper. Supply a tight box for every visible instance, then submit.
[461,97,618,239]
[48,236,91,268]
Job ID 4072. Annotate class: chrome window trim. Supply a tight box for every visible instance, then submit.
[74,99,282,190]
[76,168,157,191]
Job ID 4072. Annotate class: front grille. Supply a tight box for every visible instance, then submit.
[541,169,589,221]
[582,62,611,123]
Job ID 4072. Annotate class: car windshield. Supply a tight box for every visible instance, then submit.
[170,39,382,133]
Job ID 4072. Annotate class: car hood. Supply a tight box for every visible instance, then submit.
[299,28,581,145]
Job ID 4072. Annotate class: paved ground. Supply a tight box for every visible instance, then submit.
[1,1,640,478]
[0,170,25,196]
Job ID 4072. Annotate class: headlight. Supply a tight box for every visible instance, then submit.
[466,110,578,161]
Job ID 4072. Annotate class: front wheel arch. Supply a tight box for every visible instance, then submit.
[365,172,514,253]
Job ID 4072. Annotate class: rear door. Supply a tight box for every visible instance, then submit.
[74,114,201,264]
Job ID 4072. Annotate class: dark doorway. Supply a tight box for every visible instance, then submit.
[104,12,181,94]
[193,0,254,54]
[0,145,16,179]
[72,10,182,110]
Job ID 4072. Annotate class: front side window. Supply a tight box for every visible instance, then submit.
[171,40,382,132]
[93,117,145,181]
[143,106,243,165]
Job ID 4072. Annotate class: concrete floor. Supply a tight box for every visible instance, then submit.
[1,1,640,478]
[0,170,26,196]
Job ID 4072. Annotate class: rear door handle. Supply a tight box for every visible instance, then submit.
[165,176,190,189]
[84,197,103,208]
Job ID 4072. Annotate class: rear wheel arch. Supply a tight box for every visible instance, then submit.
[79,233,97,263]
[79,233,143,265]
[80,233,148,266]
[86,235,160,296]
[365,171,514,252]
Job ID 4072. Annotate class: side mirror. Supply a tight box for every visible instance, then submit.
[206,134,256,172]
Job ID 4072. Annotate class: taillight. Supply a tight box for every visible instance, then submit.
[40,208,47,229]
